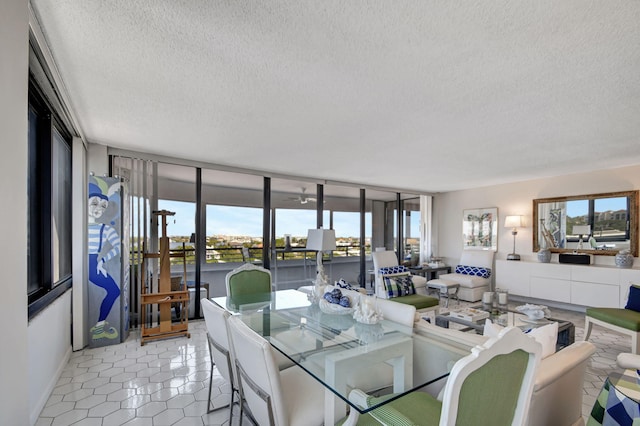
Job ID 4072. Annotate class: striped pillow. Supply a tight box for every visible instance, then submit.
[383,275,416,298]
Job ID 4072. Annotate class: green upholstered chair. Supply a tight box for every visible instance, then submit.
[584,307,640,354]
[372,251,440,318]
[225,263,273,306]
[341,326,541,426]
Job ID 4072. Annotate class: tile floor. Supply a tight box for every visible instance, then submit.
[37,303,627,425]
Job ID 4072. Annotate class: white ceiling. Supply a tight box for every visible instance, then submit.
[31,0,640,193]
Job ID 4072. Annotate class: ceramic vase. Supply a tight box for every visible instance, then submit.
[615,250,634,268]
[537,248,551,263]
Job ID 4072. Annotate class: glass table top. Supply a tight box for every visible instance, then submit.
[212,290,456,416]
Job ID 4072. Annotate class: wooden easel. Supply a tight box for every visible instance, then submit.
[140,210,190,345]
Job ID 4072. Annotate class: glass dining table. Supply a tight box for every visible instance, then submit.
[212,289,459,425]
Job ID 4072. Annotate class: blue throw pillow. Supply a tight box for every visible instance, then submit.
[455,264,492,279]
[625,285,640,312]
[379,265,409,275]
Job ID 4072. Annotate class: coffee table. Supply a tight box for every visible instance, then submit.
[435,306,575,351]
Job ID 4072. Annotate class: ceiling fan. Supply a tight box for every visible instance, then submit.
[286,187,317,204]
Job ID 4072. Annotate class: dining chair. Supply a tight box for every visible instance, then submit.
[225,263,273,303]
[226,315,325,426]
[343,326,541,426]
[201,298,238,423]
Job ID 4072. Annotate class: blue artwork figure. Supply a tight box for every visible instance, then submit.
[88,181,121,340]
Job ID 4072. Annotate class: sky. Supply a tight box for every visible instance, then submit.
[158,200,421,238]
[565,196,627,218]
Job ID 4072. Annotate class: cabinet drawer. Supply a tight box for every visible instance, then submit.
[530,277,571,303]
[571,265,619,285]
[530,263,571,280]
[571,281,619,308]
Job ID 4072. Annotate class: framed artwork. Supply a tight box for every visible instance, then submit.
[463,207,498,251]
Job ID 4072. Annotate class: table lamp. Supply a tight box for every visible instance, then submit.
[572,225,591,249]
[505,215,522,260]
[306,228,336,299]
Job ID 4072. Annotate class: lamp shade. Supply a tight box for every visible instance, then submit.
[572,225,591,235]
[306,229,336,251]
[504,215,522,229]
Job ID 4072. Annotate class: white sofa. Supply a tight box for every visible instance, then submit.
[415,321,596,426]
[428,251,494,302]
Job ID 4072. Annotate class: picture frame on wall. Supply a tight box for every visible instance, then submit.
[463,207,498,251]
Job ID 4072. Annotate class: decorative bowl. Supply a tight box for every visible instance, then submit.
[319,298,354,315]
[515,304,549,320]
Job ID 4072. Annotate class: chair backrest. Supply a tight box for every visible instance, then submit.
[375,298,416,327]
[440,326,541,426]
[458,251,494,269]
[225,263,272,299]
[372,251,399,298]
[227,315,287,426]
[372,250,399,270]
[201,298,236,385]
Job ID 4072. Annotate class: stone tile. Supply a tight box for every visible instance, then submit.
[88,401,122,418]
[122,417,153,426]
[75,394,107,410]
[62,388,94,402]
[50,409,88,426]
[102,408,136,426]
[95,382,124,395]
[81,376,111,389]
[70,418,103,426]
[153,408,184,425]
[107,388,138,402]
[136,401,167,417]
[166,394,196,409]
[39,401,75,417]
[151,387,180,402]
[121,394,152,409]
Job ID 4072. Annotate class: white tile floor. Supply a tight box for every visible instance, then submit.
[37,304,627,425]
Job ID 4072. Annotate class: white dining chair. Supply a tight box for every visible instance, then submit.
[201,298,238,423]
[226,315,325,426]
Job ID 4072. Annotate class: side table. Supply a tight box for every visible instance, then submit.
[588,370,640,425]
[408,265,451,280]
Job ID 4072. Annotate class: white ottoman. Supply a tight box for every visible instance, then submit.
[426,278,460,307]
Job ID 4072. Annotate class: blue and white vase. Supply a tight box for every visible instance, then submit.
[615,250,634,268]
[537,248,551,263]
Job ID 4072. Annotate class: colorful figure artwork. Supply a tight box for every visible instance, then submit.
[88,177,122,342]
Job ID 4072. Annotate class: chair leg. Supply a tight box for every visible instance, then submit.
[207,361,214,412]
[633,333,640,355]
[584,317,593,342]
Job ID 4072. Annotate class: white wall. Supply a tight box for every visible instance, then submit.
[28,291,72,424]
[0,0,30,424]
[433,164,640,268]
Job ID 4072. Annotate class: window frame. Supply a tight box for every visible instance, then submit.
[27,76,73,318]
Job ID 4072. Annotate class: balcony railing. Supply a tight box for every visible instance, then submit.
[131,244,372,265]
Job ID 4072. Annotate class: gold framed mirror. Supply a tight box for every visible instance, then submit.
[532,190,638,257]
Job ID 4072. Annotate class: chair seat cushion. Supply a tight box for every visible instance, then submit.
[586,307,640,331]
[392,294,439,310]
[437,273,489,288]
[367,391,442,426]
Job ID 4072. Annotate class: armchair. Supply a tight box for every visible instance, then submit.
[372,251,439,317]
[427,250,494,302]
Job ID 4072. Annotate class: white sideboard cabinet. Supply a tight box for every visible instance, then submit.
[495,260,640,308]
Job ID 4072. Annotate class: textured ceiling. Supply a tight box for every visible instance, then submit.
[31,0,640,193]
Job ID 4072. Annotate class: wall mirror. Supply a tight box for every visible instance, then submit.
[532,190,638,257]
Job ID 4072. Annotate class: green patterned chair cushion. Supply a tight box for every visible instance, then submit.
[586,307,640,331]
